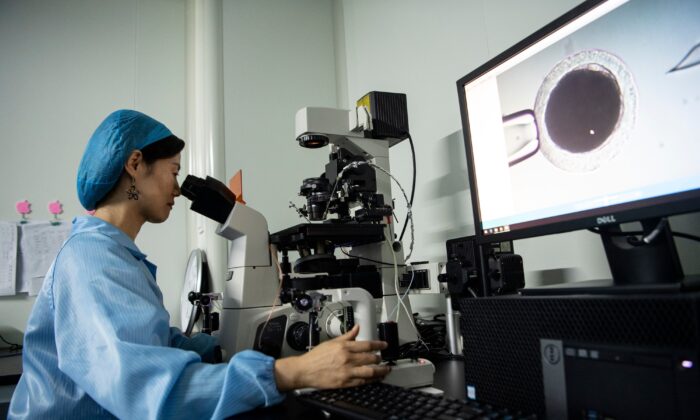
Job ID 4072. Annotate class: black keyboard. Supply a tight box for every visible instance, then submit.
[295,382,535,420]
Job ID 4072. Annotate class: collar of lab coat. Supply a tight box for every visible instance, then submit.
[72,216,149,262]
[71,216,158,279]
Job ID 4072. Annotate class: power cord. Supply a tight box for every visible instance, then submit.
[339,248,407,267]
[0,333,22,351]
[398,132,416,243]
[388,267,415,321]
[674,231,700,242]
[397,313,463,361]
[323,154,416,260]
[588,219,700,243]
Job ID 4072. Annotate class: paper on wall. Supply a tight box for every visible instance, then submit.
[0,222,18,296]
[18,221,71,296]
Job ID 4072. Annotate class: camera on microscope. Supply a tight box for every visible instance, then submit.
[442,236,524,297]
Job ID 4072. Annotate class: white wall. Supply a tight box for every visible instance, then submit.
[3,0,698,335]
[0,0,188,331]
[222,0,339,233]
[0,0,342,334]
[334,0,700,285]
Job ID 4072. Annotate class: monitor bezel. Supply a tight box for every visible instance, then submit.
[456,0,700,244]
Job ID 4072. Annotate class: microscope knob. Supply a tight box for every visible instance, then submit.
[293,294,313,312]
[187,291,198,304]
[286,321,310,352]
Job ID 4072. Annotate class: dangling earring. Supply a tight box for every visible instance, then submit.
[126,177,140,200]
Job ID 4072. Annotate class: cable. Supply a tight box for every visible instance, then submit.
[370,161,415,260]
[289,201,310,222]
[322,169,345,221]
[339,247,407,267]
[385,234,429,351]
[322,160,415,261]
[397,314,463,361]
[398,132,416,243]
[388,234,401,324]
[674,231,700,242]
[389,268,415,321]
[633,218,667,245]
[368,161,415,260]
[588,227,641,236]
[588,221,700,243]
[0,333,22,351]
[257,244,285,349]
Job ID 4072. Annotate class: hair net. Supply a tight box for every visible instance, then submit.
[77,109,174,210]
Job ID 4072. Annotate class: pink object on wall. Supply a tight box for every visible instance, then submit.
[16,200,32,215]
[48,200,64,215]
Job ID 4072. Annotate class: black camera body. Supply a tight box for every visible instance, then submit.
[442,236,524,297]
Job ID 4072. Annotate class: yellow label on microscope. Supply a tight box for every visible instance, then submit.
[356,93,371,112]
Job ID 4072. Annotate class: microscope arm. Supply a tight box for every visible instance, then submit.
[216,203,270,268]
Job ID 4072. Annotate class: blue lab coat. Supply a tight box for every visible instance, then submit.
[9,216,284,419]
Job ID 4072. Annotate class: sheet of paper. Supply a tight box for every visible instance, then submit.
[0,222,18,296]
[18,221,71,296]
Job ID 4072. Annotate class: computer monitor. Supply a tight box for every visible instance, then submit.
[456,0,700,287]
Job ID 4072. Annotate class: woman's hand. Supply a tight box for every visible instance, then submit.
[274,324,391,391]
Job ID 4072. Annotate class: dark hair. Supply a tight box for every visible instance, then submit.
[94,135,185,208]
[140,135,185,164]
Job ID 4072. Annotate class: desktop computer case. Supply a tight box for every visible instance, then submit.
[457,292,700,419]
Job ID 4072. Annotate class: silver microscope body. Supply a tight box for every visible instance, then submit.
[181,93,424,373]
[287,103,419,345]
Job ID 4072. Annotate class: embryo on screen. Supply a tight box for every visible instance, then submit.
[465,0,700,230]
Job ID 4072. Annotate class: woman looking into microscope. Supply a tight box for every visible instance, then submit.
[9,110,390,419]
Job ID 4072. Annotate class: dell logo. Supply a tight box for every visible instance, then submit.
[543,344,561,365]
[596,215,617,225]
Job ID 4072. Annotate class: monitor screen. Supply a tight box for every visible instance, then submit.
[457,0,700,242]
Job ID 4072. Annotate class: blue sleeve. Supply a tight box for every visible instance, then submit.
[170,328,221,363]
[52,233,284,419]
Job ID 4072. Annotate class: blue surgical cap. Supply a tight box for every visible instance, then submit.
[77,109,174,210]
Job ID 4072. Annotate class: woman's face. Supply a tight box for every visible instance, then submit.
[137,153,181,223]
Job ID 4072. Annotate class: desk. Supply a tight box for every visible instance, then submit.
[433,359,466,400]
[232,359,466,419]
[0,354,465,419]
[0,351,22,419]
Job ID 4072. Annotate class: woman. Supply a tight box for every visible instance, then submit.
[9,110,390,419]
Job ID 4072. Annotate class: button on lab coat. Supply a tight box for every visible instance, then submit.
[9,216,284,419]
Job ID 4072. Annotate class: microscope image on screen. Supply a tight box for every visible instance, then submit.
[503,48,637,173]
[465,0,700,229]
[455,1,700,417]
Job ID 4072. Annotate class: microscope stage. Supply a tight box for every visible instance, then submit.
[270,223,385,250]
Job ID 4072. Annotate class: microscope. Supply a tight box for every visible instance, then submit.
[182,92,434,388]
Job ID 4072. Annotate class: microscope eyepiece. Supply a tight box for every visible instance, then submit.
[297,134,329,149]
[181,175,236,224]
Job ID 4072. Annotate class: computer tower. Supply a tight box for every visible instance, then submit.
[457,291,700,419]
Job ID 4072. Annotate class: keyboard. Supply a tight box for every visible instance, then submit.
[295,382,535,419]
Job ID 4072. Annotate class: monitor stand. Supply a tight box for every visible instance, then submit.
[521,218,699,296]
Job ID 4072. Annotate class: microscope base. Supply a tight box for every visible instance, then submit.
[382,358,435,389]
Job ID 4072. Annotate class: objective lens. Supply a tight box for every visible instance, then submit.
[300,177,331,221]
[297,134,330,148]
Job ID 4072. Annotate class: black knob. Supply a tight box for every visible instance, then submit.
[188,291,198,304]
[286,322,310,351]
[293,294,313,312]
